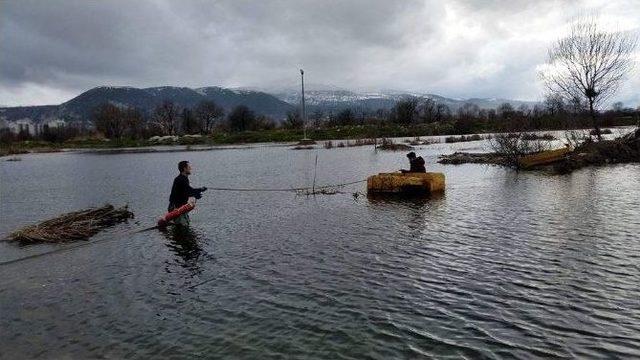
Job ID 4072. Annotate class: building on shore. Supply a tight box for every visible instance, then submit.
[39,118,67,132]
[0,117,68,136]
[7,118,37,135]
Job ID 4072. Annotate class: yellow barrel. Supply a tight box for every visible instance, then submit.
[367,172,445,195]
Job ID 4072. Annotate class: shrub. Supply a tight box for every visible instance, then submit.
[489,133,551,167]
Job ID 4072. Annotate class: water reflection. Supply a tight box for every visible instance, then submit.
[161,225,207,275]
[367,192,445,204]
[367,194,445,237]
[1,137,639,359]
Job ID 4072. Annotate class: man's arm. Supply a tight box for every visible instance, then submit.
[185,178,207,198]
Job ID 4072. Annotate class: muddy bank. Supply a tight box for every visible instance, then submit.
[553,129,640,173]
[438,152,507,166]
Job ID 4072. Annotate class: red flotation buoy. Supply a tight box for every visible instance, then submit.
[157,203,195,227]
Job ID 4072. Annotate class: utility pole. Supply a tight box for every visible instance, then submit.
[300,68,307,140]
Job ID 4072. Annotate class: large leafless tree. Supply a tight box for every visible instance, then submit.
[93,103,126,139]
[154,101,180,136]
[542,17,636,139]
[195,100,225,134]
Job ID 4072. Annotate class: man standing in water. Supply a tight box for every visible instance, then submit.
[400,152,426,173]
[168,161,207,225]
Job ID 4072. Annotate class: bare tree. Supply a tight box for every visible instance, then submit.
[181,107,200,134]
[457,102,480,119]
[123,107,144,139]
[497,103,514,120]
[336,108,355,126]
[154,101,180,135]
[435,103,451,122]
[544,94,566,116]
[417,98,437,123]
[227,105,255,132]
[195,100,224,134]
[93,103,125,139]
[490,133,551,168]
[252,115,276,131]
[517,104,531,117]
[389,97,419,124]
[283,110,303,129]
[310,109,324,128]
[542,17,637,139]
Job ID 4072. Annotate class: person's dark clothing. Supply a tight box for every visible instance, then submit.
[410,156,426,172]
[168,174,203,211]
[401,156,426,173]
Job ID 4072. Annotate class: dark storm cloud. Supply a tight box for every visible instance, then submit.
[1,0,638,106]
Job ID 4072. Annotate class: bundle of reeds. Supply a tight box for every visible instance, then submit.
[9,204,134,244]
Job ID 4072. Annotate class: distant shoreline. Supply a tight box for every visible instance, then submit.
[2,125,637,157]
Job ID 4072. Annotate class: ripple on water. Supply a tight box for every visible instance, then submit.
[1,146,639,358]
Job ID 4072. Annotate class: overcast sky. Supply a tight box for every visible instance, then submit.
[1,0,639,107]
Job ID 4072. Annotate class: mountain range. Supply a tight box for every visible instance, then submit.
[271,85,539,113]
[0,85,539,124]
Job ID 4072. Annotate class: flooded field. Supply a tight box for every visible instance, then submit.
[1,136,639,358]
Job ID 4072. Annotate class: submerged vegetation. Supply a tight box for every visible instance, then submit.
[377,138,413,151]
[445,134,484,143]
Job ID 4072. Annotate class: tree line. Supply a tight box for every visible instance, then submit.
[2,96,637,145]
[92,100,280,139]
[293,96,639,135]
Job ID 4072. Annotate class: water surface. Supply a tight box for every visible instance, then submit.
[1,136,639,358]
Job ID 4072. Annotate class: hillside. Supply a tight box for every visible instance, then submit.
[0,86,295,123]
[0,85,540,124]
[272,86,539,112]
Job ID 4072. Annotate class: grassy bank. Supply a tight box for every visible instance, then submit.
[209,123,451,144]
[2,121,638,156]
[1,124,446,156]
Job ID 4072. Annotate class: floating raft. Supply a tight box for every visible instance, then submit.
[367,172,445,195]
[518,147,571,169]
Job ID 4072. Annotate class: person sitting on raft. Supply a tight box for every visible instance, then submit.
[168,161,207,225]
[400,152,426,173]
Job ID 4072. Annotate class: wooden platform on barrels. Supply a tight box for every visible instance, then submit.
[367,172,445,195]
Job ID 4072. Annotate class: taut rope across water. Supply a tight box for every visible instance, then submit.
[0,178,368,267]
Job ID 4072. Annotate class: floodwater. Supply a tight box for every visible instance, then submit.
[1,133,639,359]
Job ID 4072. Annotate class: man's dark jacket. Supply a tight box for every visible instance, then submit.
[168,174,202,211]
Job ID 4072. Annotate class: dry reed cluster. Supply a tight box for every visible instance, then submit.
[9,204,134,244]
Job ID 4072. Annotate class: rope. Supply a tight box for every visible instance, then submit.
[205,179,367,193]
[0,179,368,267]
[0,223,170,267]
